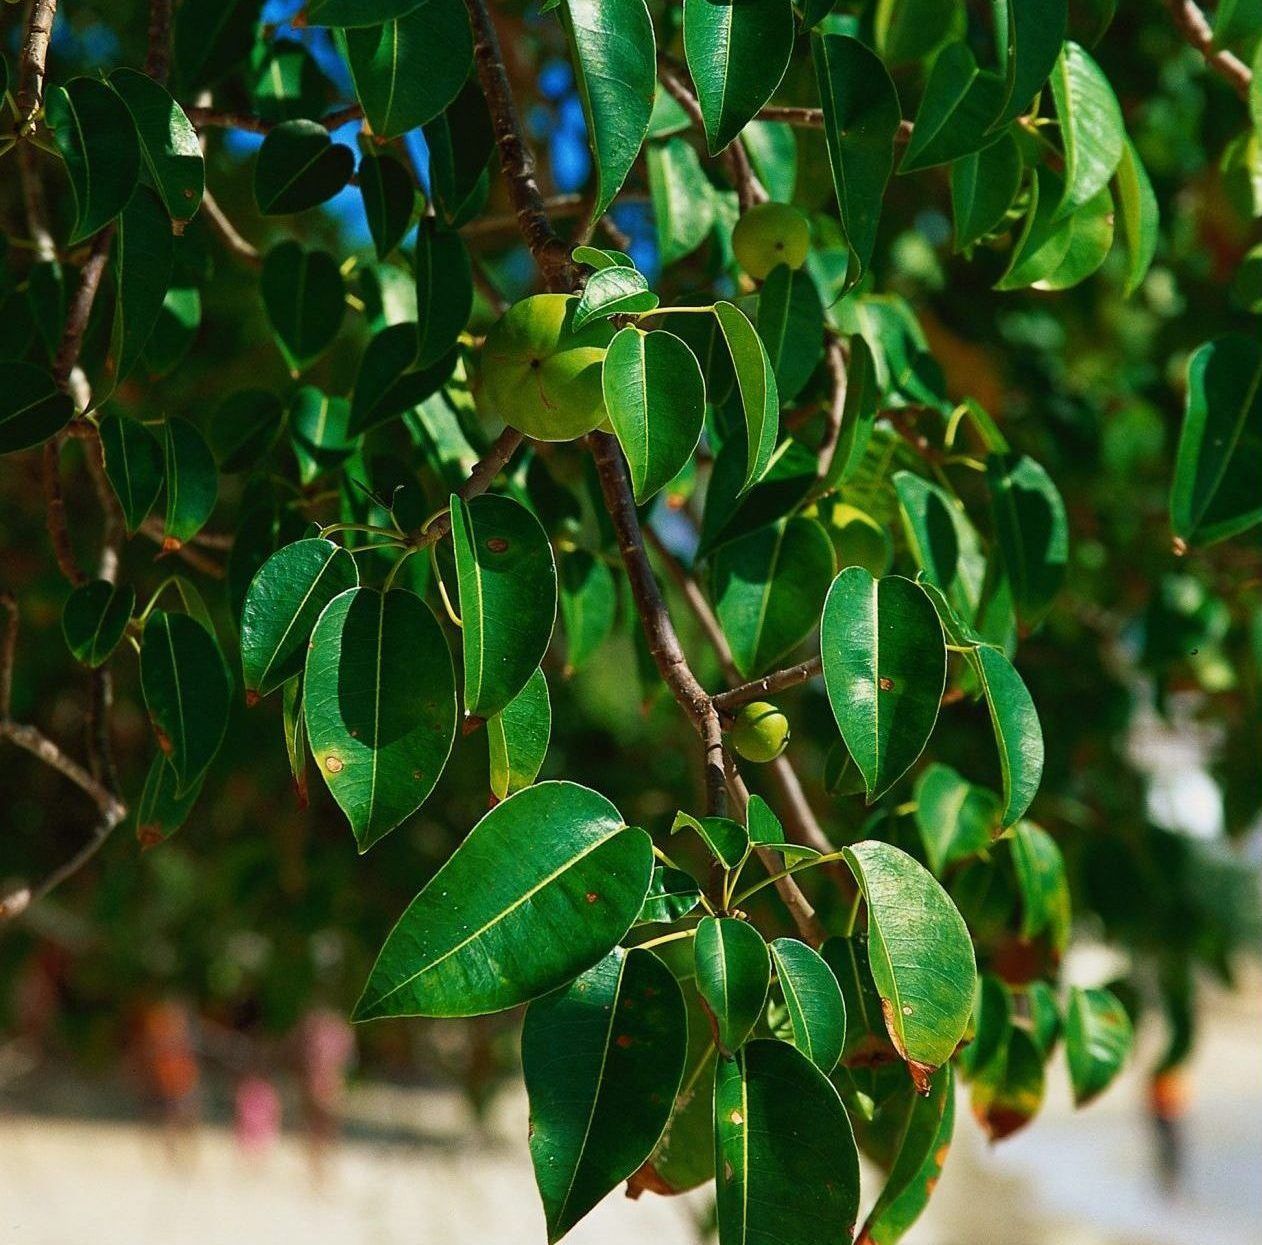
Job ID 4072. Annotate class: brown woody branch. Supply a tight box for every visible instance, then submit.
[199,188,263,267]
[1167,0,1254,99]
[407,426,525,548]
[184,102,364,135]
[16,0,57,127]
[712,658,824,714]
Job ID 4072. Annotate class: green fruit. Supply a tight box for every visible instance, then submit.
[479,293,616,441]
[827,503,892,577]
[732,202,811,280]
[730,701,790,763]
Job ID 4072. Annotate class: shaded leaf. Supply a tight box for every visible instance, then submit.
[359,149,416,260]
[173,0,262,91]
[415,220,473,367]
[1066,986,1132,1106]
[559,550,617,672]
[487,665,551,800]
[162,417,218,548]
[672,811,750,871]
[899,42,1006,173]
[307,0,425,26]
[1114,137,1159,297]
[109,68,204,221]
[714,301,779,492]
[0,362,74,454]
[109,190,174,390]
[98,411,163,530]
[993,0,1068,131]
[351,322,457,434]
[647,137,715,266]
[639,864,703,924]
[757,264,823,404]
[62,580,135,668]
[694,916,770,1053]
[254,119,354,215]
[951,129,1023,251]
[987,452,1069,629]
[913,763,1001,875]
[769,938,846,1072]
[1010,821,1070,948]
[261,241,346,373]
[573,266,658,330]
[965,645,1044,827]
[893,471,985,622]
[135,754,203,848]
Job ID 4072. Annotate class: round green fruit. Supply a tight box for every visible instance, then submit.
[478,294,615,441]
[732,202,811,280]
[730,701,791,763]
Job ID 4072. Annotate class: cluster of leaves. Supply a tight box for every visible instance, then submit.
[2,1,1260,1243]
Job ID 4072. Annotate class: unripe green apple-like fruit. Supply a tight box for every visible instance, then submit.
[732,202,811,280]
[730,701,791,763]
[478,294,616,441]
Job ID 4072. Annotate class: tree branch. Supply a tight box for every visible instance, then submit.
[1167,0,1253,99]
[199,188,263,267]
[184,102,364,135]
[144,0,172,83]
[16,0,58,127]
[712,658,823,714]
[406,427,525,547]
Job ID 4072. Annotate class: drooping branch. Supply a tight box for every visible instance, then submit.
[1167,0,1254,99]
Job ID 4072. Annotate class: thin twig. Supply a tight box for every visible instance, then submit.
[817,336,847,480]
[712,658,824,714]
[1167,0,1253,99]
[16,0,57,126]
[406,427,525,547]
[184,102,364,135]
[144,0,172,83]
[199,189,263,267]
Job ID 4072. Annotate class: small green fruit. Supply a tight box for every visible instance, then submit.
[478,293,616,441]
[732,202,811,280]
[730,701,791,763]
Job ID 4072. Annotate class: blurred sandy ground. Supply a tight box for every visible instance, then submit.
[1,974,1258,1245]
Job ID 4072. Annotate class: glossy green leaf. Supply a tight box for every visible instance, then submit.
[523,946,686,1243]
[173,0,261,91]
[207,388,283,473]
[140,609,232,796]
[282,675,310,809]
[873,0,963,63]
[162,418,218,548]
[757,264,823,404]
[254,120,354,215]
[135,754,204,848]
[694,916,770,1053]
[487,666,551,800]
[573,267,658,330]
[307,0,425,26]
[1171,334,1262,547]
[639,864,703,924]
[647,137,715,266]
[683,0,793,154]
[746,794,818,863]
[558,0,656,219]
[672,811,749,871]
[559,550,617,672]
[987,452,1068,629]
[914,763,1001,875]
[714,301,778,493]
[1010,821,1070,947]
[821,569,946,800]
[958,972,1013,1079]
[1049,41,1125,217]
[714,1040,861,1244]
[899,42,1006,173]
[143,282,201,376]
[769,938,846,1072]
[602,327,705,504]
[1026,979,1062,1056]
[343,0,471,137]
[973,1026,1045,1141]
[995,167,1067,289]
[451,492,558,719]
[62,580,135,668]
[46,78,141,244]
[260,242,346,373]
[1031,186,1114,290]
[966,644,1044,827]
[108,190,173,391]
[0,362,74,454]
[109,68,204,222]
[305,586,457,850]
[893,471,985,622]
[1066,986,1132,1106]
[290,387,358,483]
[415,220,473,367]
[351,323,457,435]
[240,538,359,700]
[98,411,162,530]
[843,840,976,1079]
[741,120,797,201]
[250,38,332,123]
[1114,138,1159,297]
[355,781,652,1017]
[713,516,835,678]
[812,33,902,285]
[359,150,416,260]
[993,0,1068,130]
[572,244,635,270]
[951,129,1023,250]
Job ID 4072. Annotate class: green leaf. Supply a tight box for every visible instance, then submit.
[602,327,705,504]
[140,610,232,796]
[559,550,617,672]
[965,644,1044,827]
[143,283,201,376]
[415,220,473,367]
[487,666,551,800]
[289,387,358,483]
[647,137,715,267]
[451,492,558,719]
[307,0,425,26]
[995,167,1067,289]
[821,934,897,1064]
[0,362,74,454]
[162,417,218,549]
[873,0,963,64]
[254,119,354,215]
[713,516,835,678]
[355,781,652,1017]
[573,267,659,330]
[683,0,794,153]
[98,411,162,530]
[843,840,976,1081]
[1113,137,1159,297]
[812,33,902,286]
[1049,41,1125,217]
[46,78,140,244]
[986,452,1068,629]
[359,150,416,260]
[972,1026,1045,1140]
[958,972,1012,1079]
[523,946,687,1243]
[304,586,457,850]
[351,323,457,435]
[109,68,204,222]
[820,569,946,800]
[108,190,173,391]
[423,78,495,226]
[1171,334,1262,547]
[694,916,770,1053]
[135,754,203,848]
[261,242,346,373]
[557,0,656,219]
[1030,185,1114,290]
[250,38,332,123]
[639,864,703,924]
[240,538,359,700]
[173,0,261,91]
[62,580,135,668]
[573,244,635,270]
[825,334,879,487]
[342,0,471,137]
[747,793,818,863]
[714,1040,861,1244]
[992,0,1068,131]
[741,120,797,201]
[913,763,1001,875]
[899,42,1006,173]
[951,129,1023,250]
[672,811,749,871]
[1010,821,1070,947]
[208,388,284,473]
[282,675,310,809]
[769,938,846,1072]
[714,301,779,492]
[1065,986,1132,1106]
[757,264,823,404]
[893,470,986,622]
